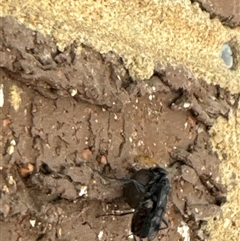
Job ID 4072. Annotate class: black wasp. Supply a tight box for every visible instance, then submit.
[123,167,171,241]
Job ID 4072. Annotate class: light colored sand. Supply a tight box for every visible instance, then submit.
[208,106,240,241]
[1,0,239,93]
[1,0,240,240]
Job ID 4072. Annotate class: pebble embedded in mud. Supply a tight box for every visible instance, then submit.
[2,118,11,127]
[0,84,4,107]
[29,219,36,227]
[98,230,104,240]
[82,148,92,159]
[1,204,10,217]
[100,155,108,165]
[177,222,190,241]
[6,145,14,155]
[19,163,34,178]
[79,185,88,197]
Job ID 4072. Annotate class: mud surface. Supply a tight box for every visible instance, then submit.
[0,17,238,241]
[194,0,240,27]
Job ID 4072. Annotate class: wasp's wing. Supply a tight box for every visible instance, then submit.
[147,177,171,241]
[131,199,153,239]
[124,179,146,209]
[131,177,170,241]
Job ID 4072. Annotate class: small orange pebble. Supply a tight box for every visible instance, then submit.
[100,155,108,165]
[19,163,34,178]
[82,148,92,160]
[2,204,10,217]
[3,118,11,127]
[188,116,196,127]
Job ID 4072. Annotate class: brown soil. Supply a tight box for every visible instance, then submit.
[1,16,239,241]
[194,0,240,28]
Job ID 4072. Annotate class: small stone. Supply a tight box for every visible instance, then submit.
[2,118,11,127]
[98,230,104,240]
[2,185,9,193]
[10,139,16,146]
[79,185,88,197]
[70,89,77,96]
[0,84,4,107]
[177,222,190,241]
[20,163,34,177]
[223,218,231,228]
[100,155,108,165]
[8,176,15,185]
[183,102,191,108]
[2,204,10,217]
[57,227,62,238]
[128,234,134,240]
[82,148,92,159]
[7,145,14,155]
[30,219,36,227]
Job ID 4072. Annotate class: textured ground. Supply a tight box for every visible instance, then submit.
[0,1,240,241]
[1,0,240,92]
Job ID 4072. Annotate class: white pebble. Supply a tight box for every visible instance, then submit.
[98,230,104,240]
[177,222,190,241]
[0,84,4,107]
[183,102,191,108]
[7,145,14,155]
[10,139,16,146]
[79,185,88,197]
[70,89,77,96]
[30,219,36,227]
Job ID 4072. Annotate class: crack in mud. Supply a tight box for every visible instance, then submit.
[117,117,126,158]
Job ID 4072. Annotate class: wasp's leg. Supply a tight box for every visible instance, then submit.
[124,234,143,241]
[133,235,143,241]
[159,217,169,230]
[96,209,135,218]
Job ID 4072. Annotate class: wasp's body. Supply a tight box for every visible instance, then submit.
[124,167,170,241]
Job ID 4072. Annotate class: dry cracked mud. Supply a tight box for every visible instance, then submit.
[0,17,239,241]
